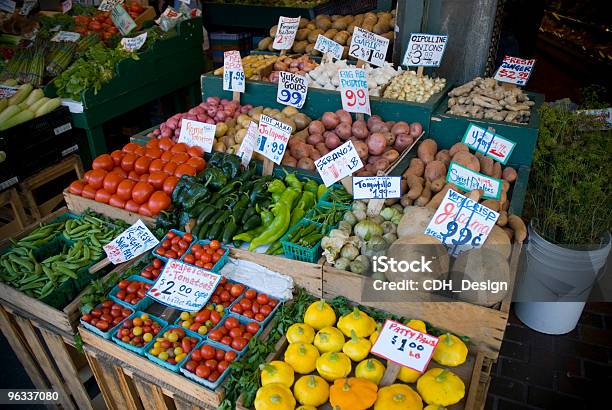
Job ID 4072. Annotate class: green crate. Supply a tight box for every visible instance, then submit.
[317,184,352,209]
[280,219,329,263]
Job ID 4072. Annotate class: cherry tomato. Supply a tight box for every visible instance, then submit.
[245,289,257,300]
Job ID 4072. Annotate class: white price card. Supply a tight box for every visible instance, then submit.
[178,119,216,153]
[461,123,516,165]
[0,85,18,99]
[338,68,371,115]
[255,114,292,165]
[276,71,308,109]
[111,3,136,36]
[370,319,439,373]
[103,220,159,264]
[424,189,499,257]
[348,27,389,67]
[121,32,147,52]
[0,0,16,13]
[353,176,402,200]
[237,121,258,168]
[98,0,123,12]
[20,0,36,16]
[314,140,364,187]
[272,16,300,50]
[51,31,81,42]
[314,34,343,60]
[147,259,222,311]
[223,50,245,93]
[493,56,535,86]
[446,162,502,200]
[403,33,448,67]
[61,0,72,13]
[577,107,612,130]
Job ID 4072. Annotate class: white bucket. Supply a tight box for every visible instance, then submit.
[514,222,611,335]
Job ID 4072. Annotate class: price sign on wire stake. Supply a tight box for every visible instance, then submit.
[121,32,147,52]
[61,0,72,13]
[147,259,222,311]
[371,319,439,373]
[276,71,308,109]
[51,31,81,42]
[272,16,300,50]
[348,27,389,67]
[98,0,123,12]
[111,3,136,36]
[223,50,245,93]
[103,220,159,264]
[338,68,371,115]
[237,121,258,168]
[255,114,292,165]
[462,123,516,164]
[494,56,535,86]
[353,176,402,200]
[314,34,343,60]
[424,189,499,257]
[178,119,216,153]
[315,140,364,187]
[20,0,36,16]
[403,33,448,67]
[446,162,502,200]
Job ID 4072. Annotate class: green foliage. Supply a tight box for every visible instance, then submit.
[526,104,612,245]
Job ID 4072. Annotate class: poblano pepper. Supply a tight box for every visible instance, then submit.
[248,203,290,251]
[200,166,227,190]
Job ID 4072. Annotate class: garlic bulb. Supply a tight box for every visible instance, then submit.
[382,70,446,103]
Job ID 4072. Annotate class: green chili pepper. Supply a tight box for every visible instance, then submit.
[279,187,300,208]
[296,191,316,210]
[248,203,291,251]
[284,172,303,191]
[304,179,318,195]
[268,179,286,195]
[317,183,327,200]
[289,207,305,227]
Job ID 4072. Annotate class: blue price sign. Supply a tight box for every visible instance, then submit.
[223,50,245,93]
[276,71,308,109]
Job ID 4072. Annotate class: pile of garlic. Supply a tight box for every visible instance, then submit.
[307,60,402,96]
[382,70,447,103]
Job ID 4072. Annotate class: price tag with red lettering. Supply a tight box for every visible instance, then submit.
[255,114,292,165]
[272,16,300,50]
[147,259,222,311]
[178,119,216,152]
[494,56,535,86]
[314,140,363,187]
[223,50,245,93]
[370,319,439,372]
[339,68,370,115]
[462,123,516,165]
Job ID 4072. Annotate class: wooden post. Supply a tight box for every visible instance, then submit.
[340,176,353,195]
[262,159,274,176]
[366,171,386,216]
[380,362,401,386]
[417,66,424,76]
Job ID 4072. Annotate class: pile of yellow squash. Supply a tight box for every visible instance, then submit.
[254,300,471,410]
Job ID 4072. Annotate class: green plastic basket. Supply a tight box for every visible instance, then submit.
[317,184,352,209]
[280,219,329,263]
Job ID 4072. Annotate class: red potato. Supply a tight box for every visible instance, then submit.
[351,120,369,139]
[410,122,423,137]
[382,149,400,164]
[394,133,414,151]
[382,131,395,146]
[336,109,352,124]
[308,120,325,135]
[369,121,390,133]
[367,155,382,165]
[315,142,330,155]
[306,133,324,145]
[367,115,383,130]
[367,133,387,155]
[391,121,410,136]
[335,122,352,140]
[353,140,369,159]
[325,133,342,149]
[281,155,298,167]
[321,112,340,130]
[373,158,390,172]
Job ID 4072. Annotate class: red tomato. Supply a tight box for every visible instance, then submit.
[124,200,140,213]
[85,168,107,190]
[92,154,114,171]
[240,298,252,310]
[229,328,242,338]
[111,167,128,178]
[147,191,171,215]
[121,153,138,172]
[245,289,257,300]
[160,150,173,162]
[254,313,265,322]
[211,311,222,325]
[138,203,153,217]
[209,240,221,250]
[224,317,239,330]
[185,361,197,373]
[131,182,154,204]
[208,329,222,341]
[183,254,195,264]
[225,350,237,363]
[95,189,112,204]
[187,146,203,158]
[171,143,188,153]
[102,172,123,194]
[246,322,260,335]
[170,152,189,164]
[81,184,97,199]
[148,171,167,189]
[127,171,140,181]
[195,309,211,323]
[231,305,243,314]
[158,137,173,151]
[220,336,232,346]
[243,310,254,319]
[195,364,210,378]
[69,180,85,195]
[134,146,146,157]
[217,360,229,373]
[187,157,206,172]
[145,138,159,150]
[139,173,150,182]
[163,162,177,175]
[116,179,135,201]
[148,158,166,173]
[256,293,269,305]
[110,150,124,166]
[145,147,162,159]
[260,305,272,317]
[134,156,152,175]
[209,371,220,382]
[231,338,247,351]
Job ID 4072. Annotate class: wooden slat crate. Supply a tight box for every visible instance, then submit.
[0,187,29,239]
[63,190,156,227]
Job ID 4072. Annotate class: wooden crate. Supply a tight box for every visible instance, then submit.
[19,155,84,221]
[134,6,156,30]
[0,187,30,239]
[63,189,156,227]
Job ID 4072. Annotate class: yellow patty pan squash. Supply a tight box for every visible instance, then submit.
[417,368,465,406]
[293,375,329,407]
[424,405,447,410]
[432,333,468,367]
[375,384,423,410]
[304,300,337,330]
[286,323,315,344]
[391,361,422,383]
[337,307,376,338]
[284,343,319,374]
[316,351,352,381]
[342,330,372,362]
[296,406,317,410]
[260,361,295,388]
[355,358,386,385]
[370,322,382,344]
[254,383,296,410]
[406,319,427,333]
[314,326,345,353]
[329,377,378,410]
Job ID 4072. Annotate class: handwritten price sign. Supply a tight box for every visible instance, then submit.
[371,319,439,372]
[178,119,216,153]
[339,68,370,115]
[315,140,363,187]
[353,176,401,200]
[111,3,136,36]
[98,0,123,12]
[403,33,448,67]
[494,56,535,86]
[349,27,389,67]
[223,50,245,93]
[121,32,147,52]
[277,71,308,109]
[425,189,499,257]
[103,220,159,264]
[462,123,516,165]
[446,162,502,200]
[314,34,343,60]
[255,114,292,165]
[0,85,18,99]
[272,16,300,50]
[51,31,81,42]
[147,259,222,311]
[237,121,258,168]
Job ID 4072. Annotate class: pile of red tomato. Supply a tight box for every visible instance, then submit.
[140,257,165,281]
[230,290,278,322]
[73,2,146,41]
[155,231,194,260]
[182,240,226,271]
[208,316,260,352]
[81,300,133,332]
[183,344,238,383]
[209,278,245,308]
[68,138,206,217]
[114,279,152,306]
